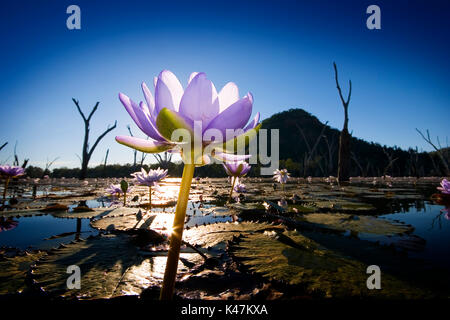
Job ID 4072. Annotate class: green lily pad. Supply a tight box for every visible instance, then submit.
[30,234,202,299]
[288,204,316,213]
[309,199,376,212]
[0,251,47,295]
[0,209,47,219]
[52,208,113,219]
[183,222,284,248]
[299,213,413,236]
[91,212,156,231]
[230,230,427,298]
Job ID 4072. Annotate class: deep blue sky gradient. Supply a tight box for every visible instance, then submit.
[0,0,449,167]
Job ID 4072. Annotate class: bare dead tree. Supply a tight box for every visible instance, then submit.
[382,147,398,176]
[333,62,352,182]
[72,98,117,180]
[127,125,138,167]
[295,121,328,176]
[408,147,421,178]
[322,133,337,175]
[0,142,7,152]
[139,144,148,166]
[103,149,110,169]
[13,141,29,168]
[42,156,59,177]
[153,152,173,169]
[416,128,449,176]
[351,152,365,177]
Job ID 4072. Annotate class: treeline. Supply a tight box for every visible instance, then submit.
[260,108,449,177]
[24,108,448,179]
[25,163,247,179]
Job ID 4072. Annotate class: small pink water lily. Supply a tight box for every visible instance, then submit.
[132,167,168,187]
[234,181,246,193]
[223,161,251,178]
[223,161,251,202]
[0,165,25,204]
[437,179,450,194]
[131,167,168,206]
[273,169,290,191]
[0,165,25,178]
[106,184,125,197]
[442,208,450,220]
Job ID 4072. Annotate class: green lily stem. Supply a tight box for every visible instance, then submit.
[123,192,127,206]
[160,163,195,300]
[228,176,237,202]
[2,177,10,204]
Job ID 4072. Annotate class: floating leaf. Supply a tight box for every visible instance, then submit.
[230,230,428,298]
[299,213,413,236]
[0,251,46,295]
[30,234,202,299]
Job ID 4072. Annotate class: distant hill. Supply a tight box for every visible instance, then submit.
[260,108,445,177]
[25,108,447,178]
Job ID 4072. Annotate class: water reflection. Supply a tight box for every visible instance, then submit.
[0,217,19,232]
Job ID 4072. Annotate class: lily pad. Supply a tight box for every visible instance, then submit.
[0,251,47,295]
[52,208,113,219]
[230,230,427,298]
[183,222,284,248]
[299,213,413,236]
[0,208,47,219]
[30,234,202,299]
[91,212,156,231]
[309,199,375,212]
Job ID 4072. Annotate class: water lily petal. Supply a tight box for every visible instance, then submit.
[179,72,220,130]
[134,102,167,141]
[221,123,261,153]
[155,70,184,113]
[206,93,253,139]
[156,107,193,142]
[218,82,239,113]
[115,136,173,153]
[119,93,145,130]
[244,112,260,131]
[141,82,157,120]
[213,151,251,162]
[188,72,199,84]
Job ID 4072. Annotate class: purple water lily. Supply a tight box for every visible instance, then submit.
[0,217,19,232]
[0,165,25,178]
[132,167,168,187]
[234,181,246,193]
[115,70,260,163]
[132,167,168,206]
[1,165,25,204]
[106,184,124,197]
[223,161,250,202]
[273,169,290,184]
[437,178,450,194]
[223,161,251,178]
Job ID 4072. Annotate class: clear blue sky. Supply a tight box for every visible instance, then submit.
[0,0,449,168]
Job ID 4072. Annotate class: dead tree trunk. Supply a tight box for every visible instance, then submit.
[73,98,117,180]
[153,152,173,169]
[127,125,138,167]
[415,129,449,176]
[333,62,352,182]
